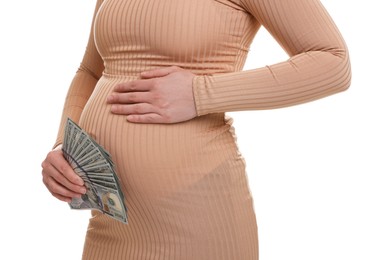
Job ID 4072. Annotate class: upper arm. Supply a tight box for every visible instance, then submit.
[239,0,349,58]
[77,0,105,79]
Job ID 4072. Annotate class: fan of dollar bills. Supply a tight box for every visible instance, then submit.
[62,118,128,224]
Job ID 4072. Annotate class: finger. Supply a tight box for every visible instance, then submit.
[107,91,151,104]
[43,175,84,201]
[111,103,156,115]
[55,157,84,187]
[140,66,182,79]
[43,163,86,195]
[127,113,167,124]
[114,79,152,92]
[43,150,84,186]
[53,193,73,203]
[52,168,87,194]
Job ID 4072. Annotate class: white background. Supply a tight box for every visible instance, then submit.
[0,1,386,259]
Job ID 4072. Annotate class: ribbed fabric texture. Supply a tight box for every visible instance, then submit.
[53,0,351,259]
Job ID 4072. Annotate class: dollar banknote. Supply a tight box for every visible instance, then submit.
[62,118,128,224]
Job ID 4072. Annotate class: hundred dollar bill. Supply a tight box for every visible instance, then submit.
[93,183,127,223]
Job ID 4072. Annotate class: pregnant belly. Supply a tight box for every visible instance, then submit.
[78,74,243,197]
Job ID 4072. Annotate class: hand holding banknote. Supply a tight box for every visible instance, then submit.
[41,145,87,203]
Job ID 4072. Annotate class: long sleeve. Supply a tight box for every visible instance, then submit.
[192,0,351,116]
[53,0,105,148]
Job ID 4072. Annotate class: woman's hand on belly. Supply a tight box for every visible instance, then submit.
[106,66,197,124]
[41,145,87,203]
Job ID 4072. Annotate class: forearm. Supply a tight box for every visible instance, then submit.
[193,49,351,115]
[53,68,98,149]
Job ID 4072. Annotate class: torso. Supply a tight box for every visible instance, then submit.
[80,1,259,259]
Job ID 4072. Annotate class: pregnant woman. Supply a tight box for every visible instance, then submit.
[41,0,351,259]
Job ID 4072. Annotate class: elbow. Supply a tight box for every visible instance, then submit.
[77,64,103,81]
[335,49,352,93]
[325,46,352,94]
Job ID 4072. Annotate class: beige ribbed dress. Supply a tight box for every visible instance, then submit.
[54,0,351,259]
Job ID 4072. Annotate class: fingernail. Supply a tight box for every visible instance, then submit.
[107,95,113,102]
[81,188,87,194]
[111,105,117,112]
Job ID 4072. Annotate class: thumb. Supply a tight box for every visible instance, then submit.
[140,66,182,79]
